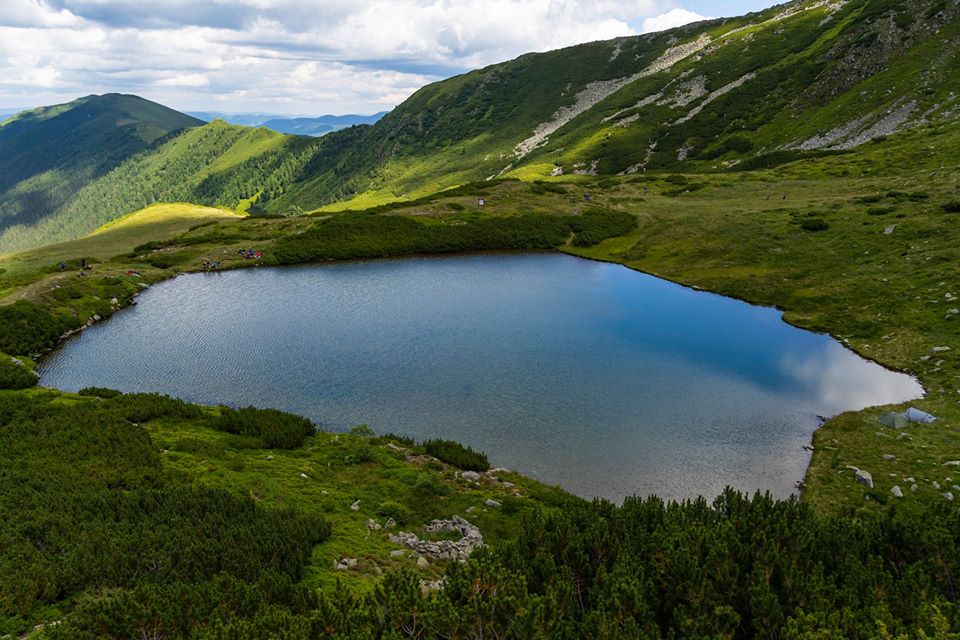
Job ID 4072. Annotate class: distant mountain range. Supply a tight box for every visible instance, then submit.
[187,111,387,136]
[1,0,958,253]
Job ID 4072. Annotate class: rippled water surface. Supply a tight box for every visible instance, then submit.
[40,253,923,501]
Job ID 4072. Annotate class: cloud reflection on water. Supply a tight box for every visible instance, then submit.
[780,342,923,415]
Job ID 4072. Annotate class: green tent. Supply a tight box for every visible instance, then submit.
[878,412,908,429]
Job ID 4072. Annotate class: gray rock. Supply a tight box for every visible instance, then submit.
[388,515,484,561]
[420,578,446,592]
[931,346,951,353]
[502,481,515,489]
[299,473,308,479]
[944,493,955,502]
[854,469,874,489]
[416,556,429,568]
[335,558,358,571]
[944,461,960,467]
[384,517,396,529]
[484,498,502,508]
[110,297,118,305]
[366,519,381,531]
[350,500,361,511]
[891,485,904,498]
[389,550,406,558]
[882,454,896,461]
[911,484,919,492]
[933,481,942,490]
[461,471,482,482]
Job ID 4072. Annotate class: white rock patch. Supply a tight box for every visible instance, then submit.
[674,73,757,125]
[514,34,712,159]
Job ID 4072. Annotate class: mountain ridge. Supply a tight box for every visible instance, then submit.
[1,0,958,252]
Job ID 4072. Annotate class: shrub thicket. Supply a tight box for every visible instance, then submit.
[801,218,830,231]
[270,209,636,264]
[0,356,37,390]
[423,438,490,471]
[0,300,81,356]
[214,405,315,449]
[0,392,328,631]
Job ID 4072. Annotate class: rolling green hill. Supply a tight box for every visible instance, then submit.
[0,94,203,252]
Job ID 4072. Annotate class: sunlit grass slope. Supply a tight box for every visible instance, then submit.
[0,204,240,280]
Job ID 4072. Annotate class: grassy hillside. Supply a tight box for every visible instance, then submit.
[0,204,241,283]
[257,0,959,212]
[0,95,203,252]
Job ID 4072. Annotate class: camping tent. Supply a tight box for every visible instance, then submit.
[879,412,909,429]
[904,407,936,423]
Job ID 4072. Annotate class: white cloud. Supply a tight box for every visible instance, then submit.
[0,1,728,114]
[155,73,210,87]
[641,8,710,34]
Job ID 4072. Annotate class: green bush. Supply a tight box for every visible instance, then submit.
[423,438,490,471]
[343,443,375,465]
[0,300,82,356]
[214,406,315,449]
[78,386,123,398]
[349,423,375,437]
[413,476,451,498]
[801,218,830,232]
[376,501,413,525]
[941,201,960,213]
[569,208,637,247]
[0,356,37,390]
[867,206,895,216]
[111,392,204,423]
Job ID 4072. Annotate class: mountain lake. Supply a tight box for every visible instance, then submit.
[39,253,923,501]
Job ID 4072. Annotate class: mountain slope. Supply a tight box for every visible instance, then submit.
[264,0,959,211]
[5,0,959,249]
[0,120,328,251]
[0,94,203,252]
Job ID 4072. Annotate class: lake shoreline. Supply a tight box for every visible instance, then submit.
[35,251,924,501]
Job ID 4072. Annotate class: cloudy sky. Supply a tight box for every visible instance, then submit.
[0,0,777,115]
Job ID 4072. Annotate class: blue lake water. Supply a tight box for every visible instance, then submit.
[38,253,923,501]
